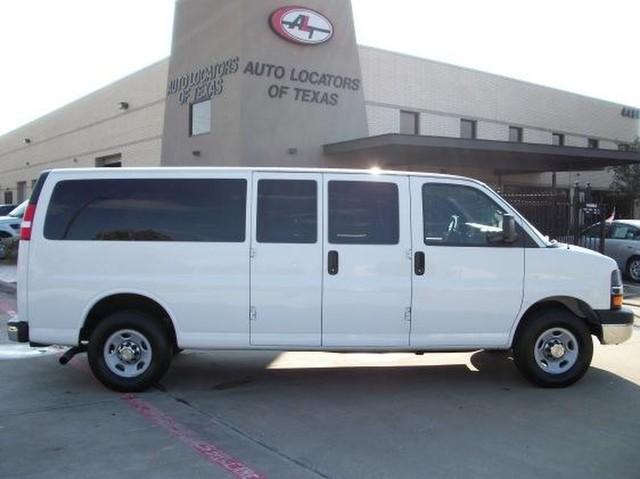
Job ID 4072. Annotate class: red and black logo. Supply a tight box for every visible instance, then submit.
[270,6,334,45]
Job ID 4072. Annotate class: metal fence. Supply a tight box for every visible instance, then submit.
[500,185,609,253]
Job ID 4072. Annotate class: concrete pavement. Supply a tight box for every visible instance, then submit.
[1,289,639,479]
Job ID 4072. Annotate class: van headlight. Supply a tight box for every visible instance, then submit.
[611,269,624,310]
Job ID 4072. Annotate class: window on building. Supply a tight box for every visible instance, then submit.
[588,138,599,149]
[509,126,523,143]
[618,143,631,152]
[400,111,420,135]
[329,181,399,245]
[552,133,565,146]
[95,153,122,168]
[422,183,515,247]
[190,99,212,136]
[16,181,27,203]
[460,119,477,139]
[44,179,247,242]
[257,180,317,244]
[4,191,13,204]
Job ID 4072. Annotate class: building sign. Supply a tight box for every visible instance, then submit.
[270,7,334,45]
[243,60,360,106]
[166,57,239,105]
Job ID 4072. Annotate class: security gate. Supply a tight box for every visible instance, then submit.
[500,185,609,253]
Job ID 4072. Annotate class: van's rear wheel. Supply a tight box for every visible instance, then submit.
[88,311,172,392]
[513,308,593,388]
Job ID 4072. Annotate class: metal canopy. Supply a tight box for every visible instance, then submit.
[324,134,640,173]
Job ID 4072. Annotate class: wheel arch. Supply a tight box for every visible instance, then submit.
[80,293,179,351]
[510,296,601,347]
[626,255,640,281]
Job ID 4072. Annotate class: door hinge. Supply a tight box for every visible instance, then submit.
[250,248,256,258]
[250,306,257,321]
[404,307,412,322]
[406,249,413,260]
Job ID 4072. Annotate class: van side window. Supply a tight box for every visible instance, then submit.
[329,181,399,245]
[257,180,317,244]
[423,183,511,247]
[44,179,247,242]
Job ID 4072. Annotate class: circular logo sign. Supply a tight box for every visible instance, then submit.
[270,7,334,45]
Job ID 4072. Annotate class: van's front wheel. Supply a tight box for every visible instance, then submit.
[513,309,593,388]
[87,312,172,392]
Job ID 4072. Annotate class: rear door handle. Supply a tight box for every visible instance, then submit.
[414,251,425,276]
[328,250,339,275]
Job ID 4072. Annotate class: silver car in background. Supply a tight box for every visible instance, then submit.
[582,220,640,282]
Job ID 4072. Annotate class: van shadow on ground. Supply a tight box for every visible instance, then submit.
[156,349,640,478]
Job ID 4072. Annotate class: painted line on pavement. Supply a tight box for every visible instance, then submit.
[122,394,266,479]
[65,357,265,479]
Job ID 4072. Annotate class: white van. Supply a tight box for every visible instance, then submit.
[7,168,634,391]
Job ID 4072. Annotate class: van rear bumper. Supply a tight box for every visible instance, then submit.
[596,308,635,345]
[7,320,29,343]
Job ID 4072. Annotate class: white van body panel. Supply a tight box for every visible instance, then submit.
[249,172,323,347]
[508,245,617,344]
[27,169,252,348]
[21,167,620,352]
[409,177,525,349]
[321,173,412,347]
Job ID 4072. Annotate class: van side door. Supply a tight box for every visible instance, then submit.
[250,172,323,346]
[410,178,525,349]
[322,173,412,347]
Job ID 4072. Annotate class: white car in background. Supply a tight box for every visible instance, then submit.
[582,220,640,283]
[0,201,27,259]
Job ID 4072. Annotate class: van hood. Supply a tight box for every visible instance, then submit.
[555,242,618,268]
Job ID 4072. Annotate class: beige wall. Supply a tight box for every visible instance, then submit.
[0,60,168,202]
[1,39,638,198]
[161,0,368,168]
[359,46,639,190]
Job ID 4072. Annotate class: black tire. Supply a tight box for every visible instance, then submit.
[626,256,640,283]
[87,311,172,392]
[513,308,593,388]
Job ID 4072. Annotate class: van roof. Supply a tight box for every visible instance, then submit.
[45,166,482,184]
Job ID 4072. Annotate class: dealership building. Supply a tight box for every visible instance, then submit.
[0,0,638,214]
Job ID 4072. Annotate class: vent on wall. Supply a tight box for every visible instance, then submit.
[95,153,123,168]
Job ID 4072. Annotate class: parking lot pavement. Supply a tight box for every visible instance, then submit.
[2,290,640,479]
[625,281,640,306]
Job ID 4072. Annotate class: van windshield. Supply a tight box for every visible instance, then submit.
[8,200,28,219]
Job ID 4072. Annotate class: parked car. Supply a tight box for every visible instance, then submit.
[581,220,640,283]
[0,204,17,216]
[7,168,634,392]
[0,201,27,259]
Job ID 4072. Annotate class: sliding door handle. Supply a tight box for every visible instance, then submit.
[328,250,339,275]
[414,251,425,276]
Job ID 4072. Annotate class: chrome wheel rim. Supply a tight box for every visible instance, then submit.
[533,327,579,375]
[103,329,152,378]
[630,260,640,282]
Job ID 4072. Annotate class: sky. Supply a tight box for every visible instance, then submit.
[0,0,638,136]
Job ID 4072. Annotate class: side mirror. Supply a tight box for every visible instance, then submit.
[487,214,519,245]
[502,215,519,244]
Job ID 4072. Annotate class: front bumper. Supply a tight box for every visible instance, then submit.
[7,320,29,343]
[596,307,635,345]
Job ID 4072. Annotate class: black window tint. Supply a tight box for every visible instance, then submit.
[423,184,511,247]
[44,179,247,242]
[257,180,317,244]
[329,181,399,245]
